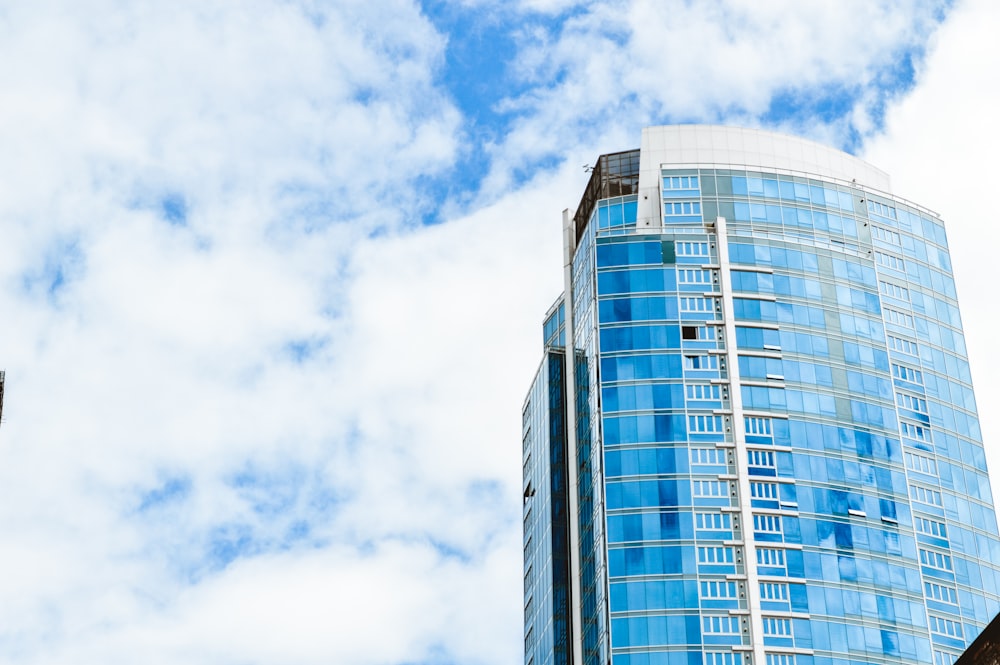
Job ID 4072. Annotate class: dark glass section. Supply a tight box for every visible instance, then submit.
[574,352,601,665]
[574,150,640,238]
[661,240,675,264]
[524,350,575,665]
[548,350,573,665]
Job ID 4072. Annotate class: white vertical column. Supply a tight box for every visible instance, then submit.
[562,209,584,665]
[715,216,768,665]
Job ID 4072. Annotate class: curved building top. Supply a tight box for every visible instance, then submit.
[635,125,893,230]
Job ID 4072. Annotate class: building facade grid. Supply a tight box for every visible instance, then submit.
[523,126,1000,665]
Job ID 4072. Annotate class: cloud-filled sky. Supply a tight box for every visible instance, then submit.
[1,0,998,662]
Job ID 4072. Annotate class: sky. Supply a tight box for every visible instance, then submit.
[0,0,998,663]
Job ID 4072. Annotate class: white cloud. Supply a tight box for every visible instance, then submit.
[436,0,588,14]
[0,151,577,663]
[479,0,949,195]
[21,536,522,665]
[0,0,475,661]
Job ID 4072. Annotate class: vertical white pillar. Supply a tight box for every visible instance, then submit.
[716,216,768,665]
[562,209,584,665]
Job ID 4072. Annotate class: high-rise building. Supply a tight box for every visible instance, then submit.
[522,126,1000,665]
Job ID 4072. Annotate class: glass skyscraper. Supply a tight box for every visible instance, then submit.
[522,126,1000,665]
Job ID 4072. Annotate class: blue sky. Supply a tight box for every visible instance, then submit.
[1,0,1000,663]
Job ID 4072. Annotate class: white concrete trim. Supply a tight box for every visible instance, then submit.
[716,215,768,665]
[561,209,584,665]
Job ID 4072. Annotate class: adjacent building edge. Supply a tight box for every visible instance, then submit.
[956,611,1000,665]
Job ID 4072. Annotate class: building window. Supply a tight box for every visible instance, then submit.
[934,652,960,665]
[925,581,958,605]
[679,268,712,284]
[885,308,915,328]
[685,354,720,370]
[760,582,788,601]
[688,384,722,400]
[694,480,728,497]
[748,450,775,468]
[683,325,714,341]
[703,615,741,634]
[754,514,783,534]
[875,251,905,271]
[872,224,901,242]
[677,241,709,256]
[698,546,735,563]
[701,581,738,598]
[915,516,947,538]
[888,335,918,355]
[896,392,927,413]
[900,421,931,442]
[868,200,898,219]
[766,655,795,665]
[664,201,702,217]
[757,548,785,566]
[929,615,963,638]
[681,296,716,312]
[910,485,943,507]
[696,512,732,530]
[706,653,739,665]
[751,481,779,500]
[905,451,937,475]
[892,363,923,384]
[689,415,724,433]
[919,548,953,571]
[745,417,772,435]
[663,175,700,190]
[762,617,792,636]
[691,448,726,465]
[879,280,909,300]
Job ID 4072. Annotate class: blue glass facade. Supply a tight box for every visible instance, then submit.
[523,127,1000,665]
